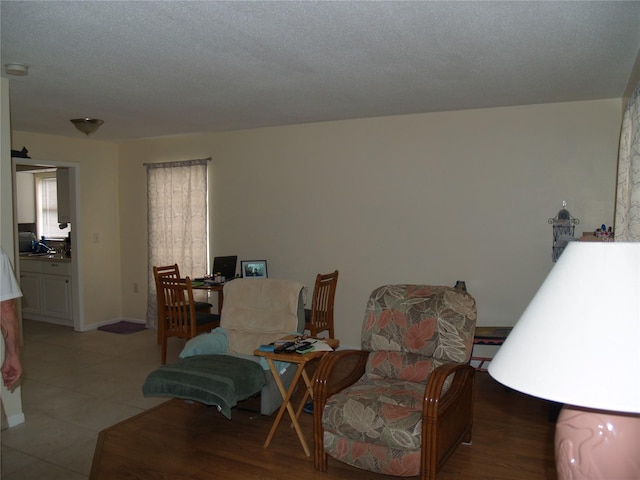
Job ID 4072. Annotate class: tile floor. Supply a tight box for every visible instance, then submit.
[1,319,180,479]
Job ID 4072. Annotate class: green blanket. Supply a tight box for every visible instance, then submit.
[142,354,267,419]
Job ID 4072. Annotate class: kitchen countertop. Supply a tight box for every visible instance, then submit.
[19,253,71,262]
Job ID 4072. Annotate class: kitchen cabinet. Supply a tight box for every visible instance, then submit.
[57,167,71,224]
[16,171,36,224]
[20,258,73,326]
[19,271,41,313]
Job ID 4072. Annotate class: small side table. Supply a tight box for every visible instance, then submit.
[472,326,512,372]
[191,283,224,314]
[254,337,340,457]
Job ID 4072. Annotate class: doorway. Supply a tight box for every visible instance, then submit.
[12,158,83,331]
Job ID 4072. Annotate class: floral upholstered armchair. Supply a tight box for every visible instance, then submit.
[313,285,477,480]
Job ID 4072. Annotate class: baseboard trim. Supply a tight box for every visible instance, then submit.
[6,412,25,427]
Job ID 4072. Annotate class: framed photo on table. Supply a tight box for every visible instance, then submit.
[241,260,268,278]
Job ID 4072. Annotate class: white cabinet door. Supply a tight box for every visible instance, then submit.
[19,260,73,326]
[19,272,42,314]
[57,167,71,224]
[16,171,36,224]
[20,259,41,273]
[41,274,72,320]
[40,261,70,276]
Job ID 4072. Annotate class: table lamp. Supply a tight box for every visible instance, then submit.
[488,242,640,480]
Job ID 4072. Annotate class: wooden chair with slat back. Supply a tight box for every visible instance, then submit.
[153,264,213,345]
[305,270,339,338]
[157,275,219,364]
[154,264,179,345]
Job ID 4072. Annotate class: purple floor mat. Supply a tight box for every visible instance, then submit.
[98,321,147,334]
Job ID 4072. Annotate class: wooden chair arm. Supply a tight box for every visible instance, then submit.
[423,363,475,412]
[313,349,368,401]
[421,363,476,478]
[313,349,368,471]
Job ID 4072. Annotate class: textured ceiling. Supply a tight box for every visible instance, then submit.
[2,1,640,142]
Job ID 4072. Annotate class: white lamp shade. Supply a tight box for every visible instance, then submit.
[489,242,640,414]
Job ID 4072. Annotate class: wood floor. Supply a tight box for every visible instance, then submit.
[90,372,557,480]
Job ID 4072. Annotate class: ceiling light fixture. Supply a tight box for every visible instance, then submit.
[70,118,104,135]
[4,64,28,76]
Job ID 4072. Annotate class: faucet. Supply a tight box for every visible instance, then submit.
[35,242,55,254]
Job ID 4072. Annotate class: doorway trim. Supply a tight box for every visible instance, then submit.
[12,158,84,331]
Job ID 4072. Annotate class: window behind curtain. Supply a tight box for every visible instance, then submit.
[145,158,209,327]
[35,172,71,238]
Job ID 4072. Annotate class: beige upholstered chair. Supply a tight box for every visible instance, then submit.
[143,278,305,417]
[313,284,477,480]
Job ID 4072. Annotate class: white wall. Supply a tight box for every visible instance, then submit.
[1,79,14,252]
[119,99,622,346]
[623,48,640,103]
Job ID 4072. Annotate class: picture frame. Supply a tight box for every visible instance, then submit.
[241,260,268,278]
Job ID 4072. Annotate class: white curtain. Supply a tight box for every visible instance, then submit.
[146,158,209,327]
[615,82,640,241]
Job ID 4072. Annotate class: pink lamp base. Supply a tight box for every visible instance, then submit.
[555,405,640,480]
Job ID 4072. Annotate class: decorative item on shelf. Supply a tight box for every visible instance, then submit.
[70,117,104,135]
[10,146,30,158]
[488,242,640,480]
[594,224,614,241]
[240,260,268,278]
[548,201,579,262]
[454,280,467,292]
